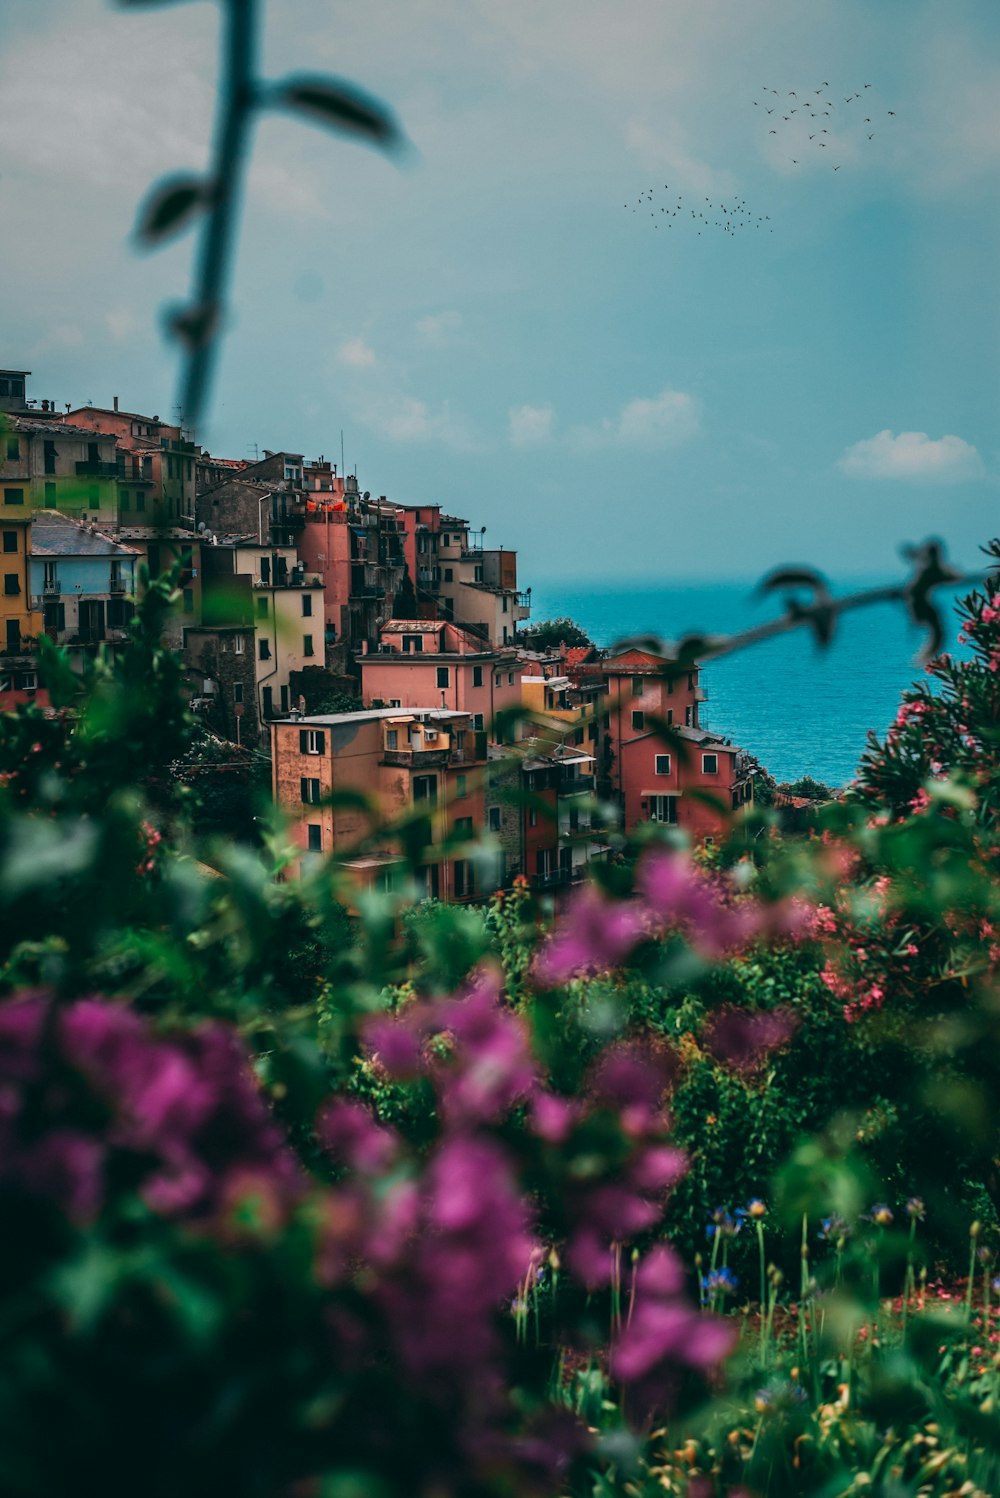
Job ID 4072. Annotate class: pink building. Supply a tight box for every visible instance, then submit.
[359,620,522,742]
[575,648,754,839]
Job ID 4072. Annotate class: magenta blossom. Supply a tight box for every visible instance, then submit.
[533,885,649,985]
[611,1245,735,1413]
[703,1006,799,1072]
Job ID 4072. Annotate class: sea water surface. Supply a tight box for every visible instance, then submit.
[528,578,968,788]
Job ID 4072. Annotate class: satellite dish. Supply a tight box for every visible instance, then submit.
[363,491,370,501]
[197,521,206,532]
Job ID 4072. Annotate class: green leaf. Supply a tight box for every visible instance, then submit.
[272,75,403,152]
[135,174,210,245]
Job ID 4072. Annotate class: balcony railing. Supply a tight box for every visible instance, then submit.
[558,772,595,794]
[42,579,61,596]
[110,575,127,594]
[75,461,119,479]
[515,591,531,609]
[382,747,455,768]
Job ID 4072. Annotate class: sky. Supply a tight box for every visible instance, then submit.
[1,0,998,585]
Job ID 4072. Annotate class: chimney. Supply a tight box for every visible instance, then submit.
[113,396,119,412]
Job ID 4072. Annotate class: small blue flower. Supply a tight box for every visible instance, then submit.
[702,1266,739,1297]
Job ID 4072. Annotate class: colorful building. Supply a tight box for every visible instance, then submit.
[574,648,754,837]
[271,707,487,898]
[29,510,138,653]
[358,619,523,741]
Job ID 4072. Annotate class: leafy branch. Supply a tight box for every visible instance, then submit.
[126,0,405,433]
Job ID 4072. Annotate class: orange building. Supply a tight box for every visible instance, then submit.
[271,707,487,899]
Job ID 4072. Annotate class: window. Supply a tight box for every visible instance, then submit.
[44,482,55,504]
[455,731,466,756]
[455,816,473,836]
[300,777,321,804]
[472,665,483,687]
[6,438,19,461]
[2,531,16,553]
[307,824,322,852]
[655,753,671,776]
[502,595,509,613]
[303,635,314,657]
[300,729,326,755]
[257,596,268,618]
[3,488,24,506]
[528,807,538,828]
[474,565,483,583]
[4,574,19,596]
[488,806,501,832]
[702,753,719,775]
[665,709,674,725]
[574,728,584,745]
[262,686,273,718]
[135,491,145,513]
[413,774,437,805]
[436,666,450,689]
[403,634,424,654]
[43,441,56,475]
[182,588,194,614]
[259,639,270,660]
[234,635,245,654]
[685,705,693,727]
[260,556,270,584]
[568,806,580,831]
[120,489,130,511]
[631,710,645,732]
[302,594,313,617]
[632,678,644,696]
[233,682,244,704]
[494,672,501,687]
[508,672,515,685]
[687,671,696,690]
[472,713,484,731]
[453,859,474,899]
[444,567,453,582]
[649,795,677,824]
[456,773,467,797]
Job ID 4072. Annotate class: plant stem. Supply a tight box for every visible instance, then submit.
[181,0,260,433]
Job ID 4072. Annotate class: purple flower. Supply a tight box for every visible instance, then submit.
[533,886,648,985]
[703,1007,798,1072]
[318,1098,398,1174]
[434,974,538,1126]
[611,1247,735,1413]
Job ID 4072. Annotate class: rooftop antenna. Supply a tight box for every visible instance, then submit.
[340,428,345,476]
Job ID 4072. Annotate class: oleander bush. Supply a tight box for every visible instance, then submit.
[5,557,1000,1494]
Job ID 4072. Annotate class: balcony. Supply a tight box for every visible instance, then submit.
[382,747,455,768]
[75,461,119,479]
[515,591,531,609]
[42,578,61,596]
[558,772,595,795]
[110,574,128,594]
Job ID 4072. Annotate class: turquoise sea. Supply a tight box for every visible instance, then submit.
[528,578,969,788]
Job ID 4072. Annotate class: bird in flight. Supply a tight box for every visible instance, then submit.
[833,165,841,171]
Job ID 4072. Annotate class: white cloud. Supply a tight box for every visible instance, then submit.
[572,387,701,451]
[357,393,480,452]
[415,310,463,347]
[337,335,377,369]
[508,403,554,445]
[837,429,985,483]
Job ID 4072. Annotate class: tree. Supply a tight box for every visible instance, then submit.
[516,616,593,652]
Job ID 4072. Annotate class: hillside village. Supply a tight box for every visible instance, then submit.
[0,366,753,895]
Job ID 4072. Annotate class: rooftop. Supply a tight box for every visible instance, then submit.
[283,707,474,728]
[30,511,141,558]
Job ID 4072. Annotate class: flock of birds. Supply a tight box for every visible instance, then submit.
[755,81,897,170]
[624,187,772,234]
[624,82,897,237]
